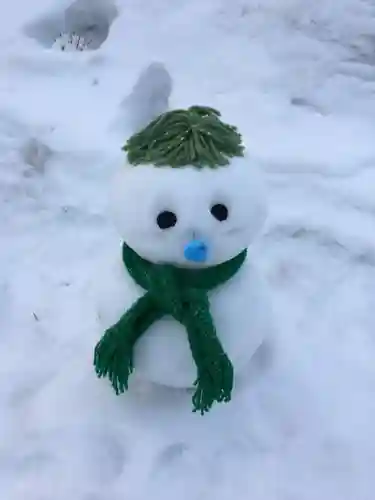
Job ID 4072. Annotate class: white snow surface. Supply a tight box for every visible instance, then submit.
[2,0,375,499]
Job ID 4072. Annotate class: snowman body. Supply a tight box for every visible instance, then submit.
[96,156,273,389]
[97,247,272,388]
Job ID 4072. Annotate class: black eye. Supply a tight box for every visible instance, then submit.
[156,210,177,229]
[210,203,229,222]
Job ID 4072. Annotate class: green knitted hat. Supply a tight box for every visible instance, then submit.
[122,105,245,168]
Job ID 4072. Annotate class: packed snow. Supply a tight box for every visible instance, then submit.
[1,0,375,499]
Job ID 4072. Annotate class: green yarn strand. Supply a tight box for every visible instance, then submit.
[122,105,245,169]
[94,294,163,394]
[184,295,234,414]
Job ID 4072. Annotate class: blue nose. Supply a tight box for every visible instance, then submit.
[184,239,208,263]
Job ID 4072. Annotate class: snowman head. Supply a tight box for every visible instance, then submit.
[110,106,267,267]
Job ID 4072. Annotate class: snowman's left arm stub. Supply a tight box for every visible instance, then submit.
[92,251,141,332]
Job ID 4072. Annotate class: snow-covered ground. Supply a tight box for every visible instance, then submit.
[2,0,375,498]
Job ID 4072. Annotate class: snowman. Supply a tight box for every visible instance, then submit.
[94,63,273,414]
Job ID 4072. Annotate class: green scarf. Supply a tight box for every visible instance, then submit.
[94,243,247,414]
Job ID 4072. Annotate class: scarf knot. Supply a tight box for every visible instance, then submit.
[94,244,247,414]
